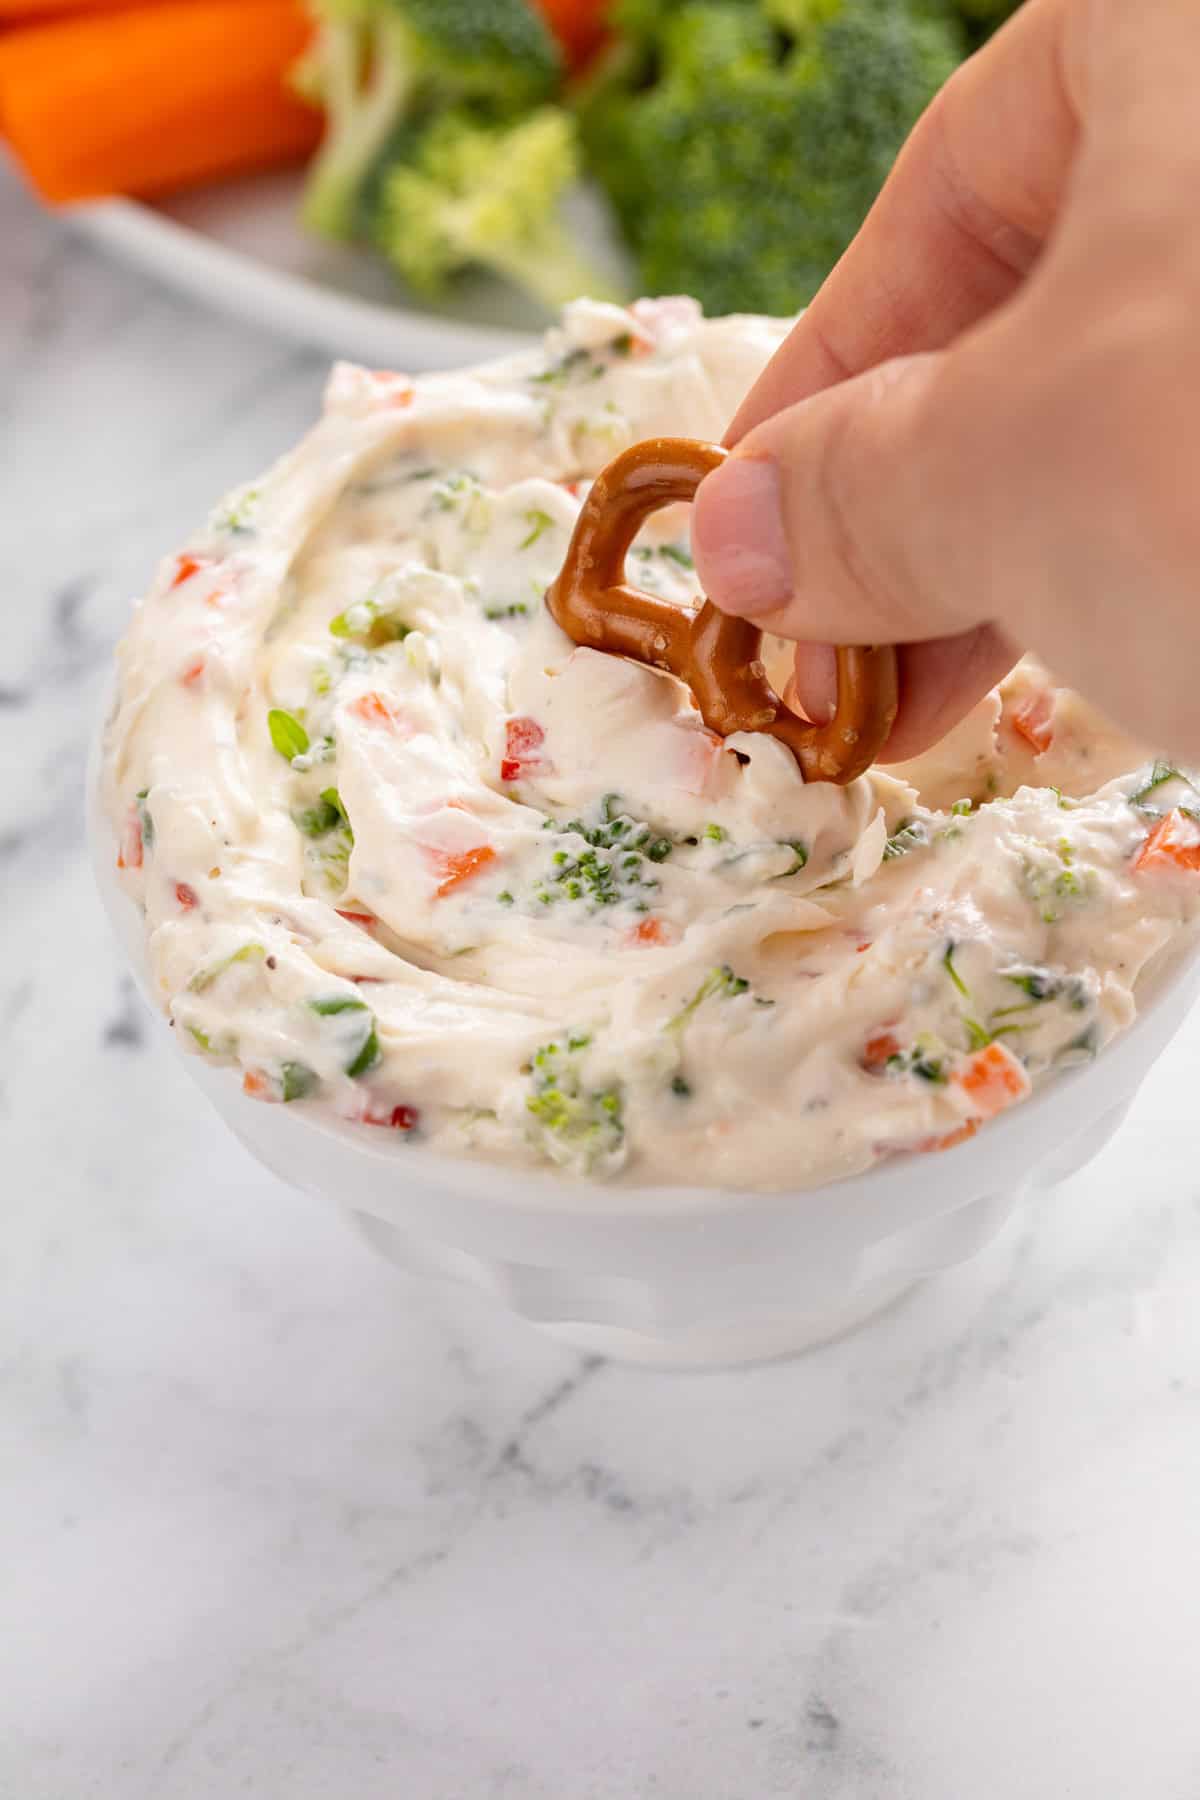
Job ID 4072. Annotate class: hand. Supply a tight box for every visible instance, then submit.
[691,0,1200,762]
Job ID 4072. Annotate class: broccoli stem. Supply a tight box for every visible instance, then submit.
[302,20,415,242]
[482,223,624,312]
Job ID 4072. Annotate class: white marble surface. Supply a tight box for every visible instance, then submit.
[6,161,1200,1798]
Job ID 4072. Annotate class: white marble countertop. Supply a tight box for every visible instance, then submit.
[6,164,1200,1799]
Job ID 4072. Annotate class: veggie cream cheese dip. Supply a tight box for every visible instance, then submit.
[103,299,1200,1190]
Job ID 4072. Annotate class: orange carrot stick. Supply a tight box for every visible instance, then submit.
[0,0,318,205]
[0,0,119,15]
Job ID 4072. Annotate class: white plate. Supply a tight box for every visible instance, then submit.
[70,165,630,371]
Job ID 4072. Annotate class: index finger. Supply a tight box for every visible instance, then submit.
[725,0,1081,442]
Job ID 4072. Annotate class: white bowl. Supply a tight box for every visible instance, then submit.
[88,719,1200,1367]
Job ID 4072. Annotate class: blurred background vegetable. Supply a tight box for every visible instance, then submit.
[374,107,622,310]
[292,0,1024,316]
[0,0,1026,314]
[579,0,962,314]
[292,0,563,241]
[0,0,319,202]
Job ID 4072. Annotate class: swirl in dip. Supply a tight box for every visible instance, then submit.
[102,299,1200,1189]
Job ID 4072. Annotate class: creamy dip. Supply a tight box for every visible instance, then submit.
[102,298,1200,1190]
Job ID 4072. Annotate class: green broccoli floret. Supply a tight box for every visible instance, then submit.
[296,0,562,241]
[374,107,622,312]
[581,0,961,314]
[525,1038,625,1173]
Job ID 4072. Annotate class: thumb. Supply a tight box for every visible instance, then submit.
[692,352,982,648]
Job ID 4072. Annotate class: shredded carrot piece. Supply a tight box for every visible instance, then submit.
[953,1040,1031,1117]
[918,1120,980,1154]
[1132,808,1200,874]
[1011,692,1055,754]
[434,845,497,898]
[116,811,143,871]
[349,691,401,727]
[336,910,376,929]
[626,916,675,947]
[180,657,206,688]
[242,1069,272,1099]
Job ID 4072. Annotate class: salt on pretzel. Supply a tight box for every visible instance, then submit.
[545,437,899,786]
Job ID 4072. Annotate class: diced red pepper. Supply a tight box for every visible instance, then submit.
[336,910,377,929]
[175,882,198,911]
[363,1102,419,1132]
[861,1030,901,1071]
[180,657,206,688]
[1132,808,1200,874]
[433,844,498,898]
[530,0,610,71]
[1011,692,1055,754]
[500,715,546,783]
[170,552,215,590]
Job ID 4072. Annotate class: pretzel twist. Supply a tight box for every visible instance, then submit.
[545,438,899,786]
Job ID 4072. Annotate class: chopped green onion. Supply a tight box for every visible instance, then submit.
[942,943,970,999]
[1004,969,1060,1001]
[519,509,554,550]
[281,1062,319,1102]
[884,818,928,860]
[268,709,309,762]
[294,797,342,837]
[188,942,265,992]
[1128,760,1187,810]
[774,840,809,877]
[345,1023,381,1079]
[135,788,156,850]
[667,965,751,1033]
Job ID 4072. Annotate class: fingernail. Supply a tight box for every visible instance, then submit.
[692,455,792,618]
